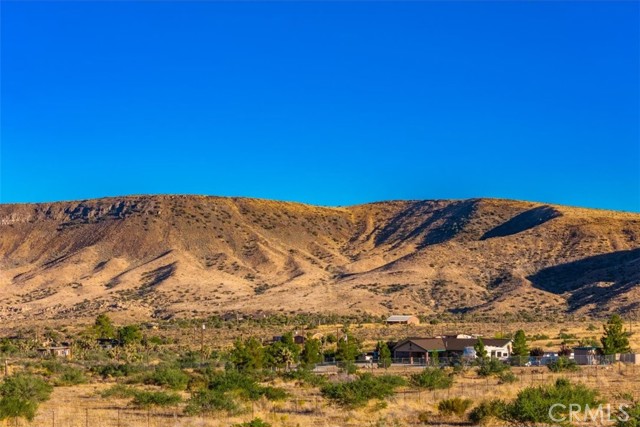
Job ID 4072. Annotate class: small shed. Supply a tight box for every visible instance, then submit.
[97,338,120,350]
[573,346,598,365]
[37,346,72,359]
[385,315,420,325]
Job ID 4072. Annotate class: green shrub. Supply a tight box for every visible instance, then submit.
[282,369,327,387]
[100,384,137,399]
[206,370,287,401]
[498,371,518,384]
[417,410,432,424]
[146,366,189,390]
[547,356,579,372]
[233,418,272,427]
[91,363,144,378]
[410,368,453,390]
[501,378,599,425]
[438,397,473,417]
[131,390,181,408]
[468,400,508,425]
[321,373,406,407]
[185,370,287,416]
[184,389,239,415]
[616,401,640,427]
[477,359,509,377]
[40,360,65,374]
[56,366,87,386]
[0,373,53,422]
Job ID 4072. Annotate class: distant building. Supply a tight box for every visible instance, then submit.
[573,346,599,365]
[97,338,120,350]
[37,345,72,359]
[385,315,420,325]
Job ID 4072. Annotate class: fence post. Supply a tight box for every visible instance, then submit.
[85,408,88,427]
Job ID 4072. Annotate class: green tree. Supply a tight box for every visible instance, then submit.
[336,330,360,362]
[267,343,295,371]
[512,330,528,357]
[474,338,488,360]
[229,337,265,372]
[601,314,631,355]
[118,325,143,346]
[300,337,322,369]
[429,350,440,367]
[377,341,392,369]
[0,373,53,422]
[336,329,360,373]
[94,314,116,339]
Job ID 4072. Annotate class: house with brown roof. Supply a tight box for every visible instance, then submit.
[392,336,512,363]
[392,338,446,363]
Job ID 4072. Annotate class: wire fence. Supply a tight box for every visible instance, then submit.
[7,360,638,427]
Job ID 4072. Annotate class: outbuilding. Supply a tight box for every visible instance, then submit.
[385,315,420,325]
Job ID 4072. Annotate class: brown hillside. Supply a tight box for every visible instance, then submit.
[1,195,639,321]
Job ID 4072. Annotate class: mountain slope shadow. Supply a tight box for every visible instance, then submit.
[138,262,177,296]
[373,200,479,249]
[527,248,640,311]
[481,206,561,240]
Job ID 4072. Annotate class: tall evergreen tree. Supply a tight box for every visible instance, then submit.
[512,330,529,356]
[94,314,116,339]
[474,338,488,360]
[601,314,631,355]
[376,341,392,369]
[300,337,322,369]
[229,337,265,372]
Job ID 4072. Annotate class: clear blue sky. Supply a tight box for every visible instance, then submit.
[1,1,638,212]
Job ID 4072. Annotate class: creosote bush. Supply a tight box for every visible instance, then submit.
[100,384,181,408]
[438,397,473,417]
[321,373,406,407]
[146,365,190,390]
[547,356,579,372]
[131,390,182,408]
[410,368,453,390]
[184,370,287,416]
[470,378,600,425]
[233,418,272,427]
[477,359,509,377]
[0,373,53,422]
[468,400,508,425]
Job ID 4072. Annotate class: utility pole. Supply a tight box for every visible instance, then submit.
[200,323,206,365]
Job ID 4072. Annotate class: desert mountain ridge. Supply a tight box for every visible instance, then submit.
[1,195,639,322]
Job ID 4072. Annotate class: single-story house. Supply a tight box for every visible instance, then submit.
[393,338,446,363]
[37,346,72,359]
[385,315,420,325]
[443,338,512,360]
[393,336,512,363]
[573,346,599,365]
